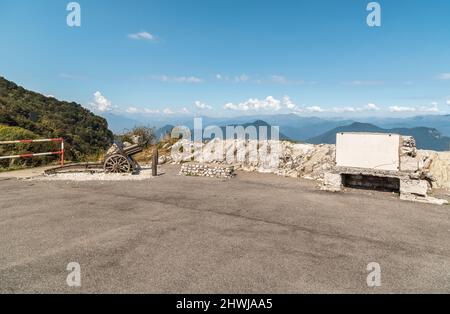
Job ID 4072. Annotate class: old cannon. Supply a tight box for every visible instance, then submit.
[44,141,144,175]
[103,141,143,173]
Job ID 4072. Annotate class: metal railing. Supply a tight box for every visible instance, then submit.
[0,138,64,166]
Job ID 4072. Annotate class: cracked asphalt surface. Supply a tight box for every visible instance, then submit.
[0,165,449,293]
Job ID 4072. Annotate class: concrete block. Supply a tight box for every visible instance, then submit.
[400,156,419,172]
[336,133,400,171]
[400,179,428,197]
[322,172,342,192]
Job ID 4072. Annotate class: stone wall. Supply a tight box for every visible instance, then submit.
[417,150,450,190]
[180,163,235,179]
[168,139,335,180]
[160,139,449,190]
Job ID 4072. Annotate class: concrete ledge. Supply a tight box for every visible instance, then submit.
[322,169,448,205]
[333,166,410,179]
[400,194,448,205]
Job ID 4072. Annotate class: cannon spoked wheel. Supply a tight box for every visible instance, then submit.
[104,154,132,173]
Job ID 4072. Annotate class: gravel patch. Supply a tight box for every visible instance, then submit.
[34,166,156,181]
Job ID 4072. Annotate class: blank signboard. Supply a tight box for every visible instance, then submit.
[336,133,400,171]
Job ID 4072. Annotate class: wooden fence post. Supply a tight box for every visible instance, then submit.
[152,147,158,176]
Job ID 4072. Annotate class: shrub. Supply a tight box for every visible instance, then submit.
[116,126,155,148]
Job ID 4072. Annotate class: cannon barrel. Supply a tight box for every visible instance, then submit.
[122,144,143,156]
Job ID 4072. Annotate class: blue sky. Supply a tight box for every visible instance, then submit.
[1,0,449,118]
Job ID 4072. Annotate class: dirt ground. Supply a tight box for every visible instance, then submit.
[0,165,449,293]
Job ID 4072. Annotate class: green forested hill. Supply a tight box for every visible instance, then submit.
[0,76,113,164]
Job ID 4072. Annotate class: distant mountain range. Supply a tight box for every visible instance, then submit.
[2,74,448,162]
[106,113,354,140]
[155,120,450,151]
[105,112,450,143]
[361,115,450,137]
[155,120,289,141]
[155,124,174,141]
[98,98,450,153]
[212,120,290,141]
[306,122,450,151]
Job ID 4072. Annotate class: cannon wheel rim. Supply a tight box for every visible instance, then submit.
[104,154,131,173]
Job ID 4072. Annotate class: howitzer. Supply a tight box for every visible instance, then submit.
[45,141,144,175]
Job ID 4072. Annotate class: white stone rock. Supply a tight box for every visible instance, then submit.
[400,179,428,197]
[322,172,342,192]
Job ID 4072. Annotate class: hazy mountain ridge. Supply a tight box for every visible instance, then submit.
[155,120,290,141]
[106,112,450,145]
[306,122,450,151]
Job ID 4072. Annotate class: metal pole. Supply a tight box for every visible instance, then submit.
[60,139,64,166]
[152,147,158,176]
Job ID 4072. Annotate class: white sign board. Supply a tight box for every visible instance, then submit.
[336,133,400,171]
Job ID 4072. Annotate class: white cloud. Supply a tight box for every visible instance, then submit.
[234,74,250,83]
[59,73,88,80]
[180,107,190,114]
[162,107,189,114]
[306,106,325,113]
[447,99,450,105]
[125,107,160,114]
[332,106,357,113]
[365,103,380,111]
[282,96,305,112]
[126,107,139,113]
[215,74,231,81]
[195,101,212,110]
[389,103,440,113]
[91,91,112,112]
[270,75,305,85]
[128,31,156,41]
[156,75,204,83]
[221,97,380,114]
[343,80,384,86]
[271,75,288,84]
[389,106,416,113]
[175,76,203,83]
[437,73,450,80]
[224,96,282,111]
[282,96,296,110]
[418,102,439,112]
[223,103,237,110]
[329,103,380,113]
[126,107,188,115]
[143,108,160,114]
[223,95,304,112]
